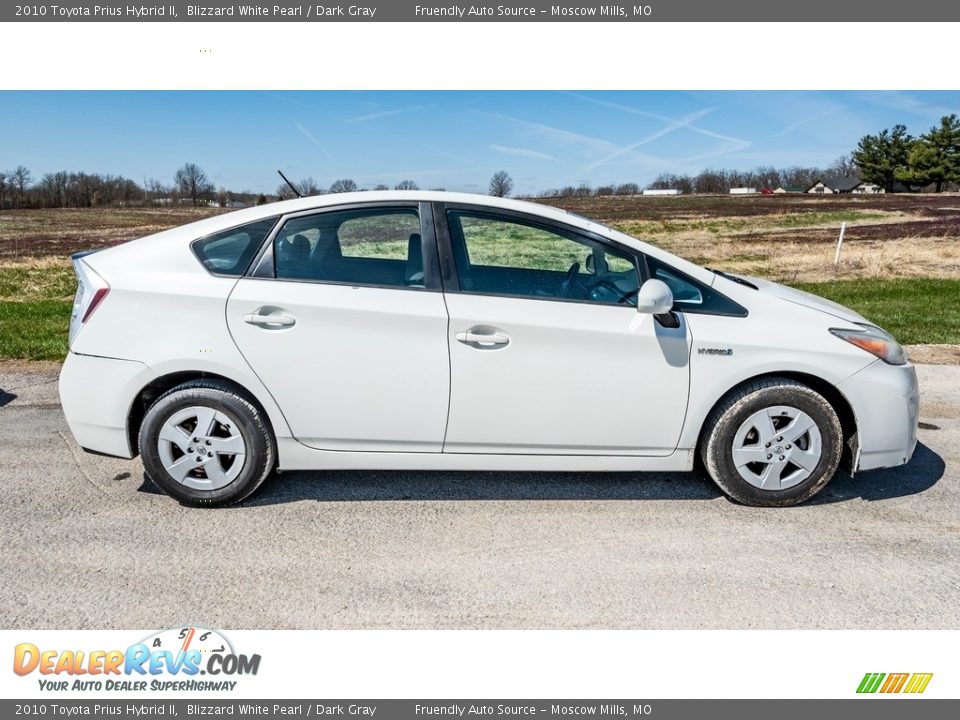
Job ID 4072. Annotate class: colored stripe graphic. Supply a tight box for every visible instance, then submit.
[904,673,934,694]
[880,673,909,693]
[857,672,932,694]
[857,673,885,693]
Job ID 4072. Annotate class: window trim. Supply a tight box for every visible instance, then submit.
[435,202,643,310]
[639,254,748,318]
[190,216,280,278]
[244,201,442,292]
[435,201,746,317]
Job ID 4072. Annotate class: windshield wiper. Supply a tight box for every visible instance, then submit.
[708,268,758,290]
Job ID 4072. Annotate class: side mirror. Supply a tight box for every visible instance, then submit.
[635,279,674,315]
[636,278,680,328]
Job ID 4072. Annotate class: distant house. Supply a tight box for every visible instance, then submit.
[774,185,806,194]
[729,187,757,195]
[851,182,884,194]
[806,177,885,194]
[643,188,682,196]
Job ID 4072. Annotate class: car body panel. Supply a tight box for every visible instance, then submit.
[442,292,691,455]
[226,279,450,452]
[58,352,148,458]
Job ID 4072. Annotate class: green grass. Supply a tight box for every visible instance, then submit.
[0,274,956,363]
[788,278,960,345]
[0,300,71,360]
[0,263,74,302]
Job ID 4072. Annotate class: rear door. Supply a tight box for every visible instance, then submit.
[438,205,691,456]
[226,202,450,452]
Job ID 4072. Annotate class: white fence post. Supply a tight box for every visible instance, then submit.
[834,222,847,265]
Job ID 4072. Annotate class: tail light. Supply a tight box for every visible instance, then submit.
[69,253,110,347]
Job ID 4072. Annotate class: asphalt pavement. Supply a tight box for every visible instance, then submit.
[0,363,956,629]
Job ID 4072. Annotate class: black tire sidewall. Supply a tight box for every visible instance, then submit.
[709,385,842,506]
[139,386,272,507]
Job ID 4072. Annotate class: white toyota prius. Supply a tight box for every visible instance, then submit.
[59,191,919,507]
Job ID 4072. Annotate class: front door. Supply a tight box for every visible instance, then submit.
[440,208,691,456]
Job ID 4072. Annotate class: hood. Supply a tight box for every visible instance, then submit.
[741,276,868,325]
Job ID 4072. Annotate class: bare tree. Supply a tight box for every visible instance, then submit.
[0,171,7,210]
[174,163,214,207]
[297,177,321,196]
[489,170,513,197]
[395,179,419,190]
[828,154,860,178]
[145,178,169,203]
[329,178,358,194]
[11,165,32,207]
[275,182,297,201]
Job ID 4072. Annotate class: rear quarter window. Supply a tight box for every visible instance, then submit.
[192,217,278,276]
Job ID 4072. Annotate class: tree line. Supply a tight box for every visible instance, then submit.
[2,115,957,209]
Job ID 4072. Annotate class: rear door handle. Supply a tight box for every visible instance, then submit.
[243,309,296,328]
[455,329,510,348]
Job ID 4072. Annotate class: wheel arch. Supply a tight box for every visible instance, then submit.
[695,371,860,472]
[127,371,279,457]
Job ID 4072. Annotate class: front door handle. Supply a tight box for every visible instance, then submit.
[243,309,296,328]
[455,328,510,348]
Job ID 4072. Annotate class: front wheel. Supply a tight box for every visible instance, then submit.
[700,378,843,507]
[138,380,275,507]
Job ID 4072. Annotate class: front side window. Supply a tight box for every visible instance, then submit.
[446,211,640,306]
[273,207,424,288]
[645,255,747,316]
[192,217,278,276]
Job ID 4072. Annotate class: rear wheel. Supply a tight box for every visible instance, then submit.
[138,380,275,507]
[700,378,842,507]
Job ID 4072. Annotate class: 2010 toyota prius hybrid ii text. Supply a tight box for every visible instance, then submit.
[58,191,919,507]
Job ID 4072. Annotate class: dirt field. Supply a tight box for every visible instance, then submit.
[0,206,225,261]
[1,196,957,284]
[539,193,960,283]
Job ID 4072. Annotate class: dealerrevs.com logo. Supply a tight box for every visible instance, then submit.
[13,627,261,692]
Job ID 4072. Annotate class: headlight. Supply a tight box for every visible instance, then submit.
[830,324,907,365]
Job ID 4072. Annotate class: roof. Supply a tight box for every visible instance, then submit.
[779,185,806,192]
[810,176,863,192]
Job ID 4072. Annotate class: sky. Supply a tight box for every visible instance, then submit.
[2,90,958,195]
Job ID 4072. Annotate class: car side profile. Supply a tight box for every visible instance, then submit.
[59,191,919,507]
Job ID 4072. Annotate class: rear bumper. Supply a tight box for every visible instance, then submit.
[58,352,148,459]
[838,360,919,472]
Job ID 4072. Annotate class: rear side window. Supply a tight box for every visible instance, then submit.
[192,217,278,276]
[273,207,425,288]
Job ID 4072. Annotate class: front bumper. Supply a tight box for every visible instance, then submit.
[837,359,919,472]
[58,352,148,459]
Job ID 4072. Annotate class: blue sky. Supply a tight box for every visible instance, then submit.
[2,90,958,195]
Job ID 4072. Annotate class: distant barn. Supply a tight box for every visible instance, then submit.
[729,187,757,195]
[643,188,682,196]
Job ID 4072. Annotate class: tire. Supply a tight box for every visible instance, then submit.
[138,379,275,507]
[700,378,842,507]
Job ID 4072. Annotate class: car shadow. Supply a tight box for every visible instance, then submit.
[811,441,945,504]
[0,389,17,408]
[138,441,944,507]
